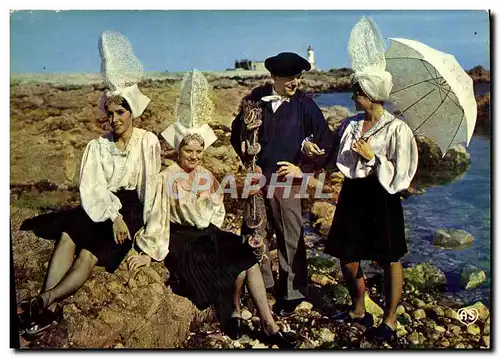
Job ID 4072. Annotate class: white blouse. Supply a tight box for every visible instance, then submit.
[79,127,161,223]
[134,162,225,261]
[336,110,418,194]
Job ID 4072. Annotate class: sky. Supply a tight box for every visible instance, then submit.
[10,10,490,74]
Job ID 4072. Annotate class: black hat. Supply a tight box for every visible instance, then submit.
[264,52,311,77]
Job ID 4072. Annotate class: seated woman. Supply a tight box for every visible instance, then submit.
[17,31,160,336]
[127,70,299,349]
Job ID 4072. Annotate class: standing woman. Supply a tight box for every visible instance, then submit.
[18,31,161,336]
[323,17,418,340]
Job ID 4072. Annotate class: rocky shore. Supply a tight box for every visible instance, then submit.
[10,68,490,349]
[184,261,490,350]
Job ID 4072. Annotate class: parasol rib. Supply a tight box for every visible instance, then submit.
[401,88,436,114]
[391,77,444,95]
[443,110,466,155]
[413,84,463,132]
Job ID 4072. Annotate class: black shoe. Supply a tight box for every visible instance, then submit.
[224,316,242,340]
[331,310,374,327]
[265,330,300,349]
[17,296,45,330]
[368,322,395,342]
[24,304,63,339]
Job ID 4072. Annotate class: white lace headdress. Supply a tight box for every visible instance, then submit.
[161,69,217,152]
[98,30,150,118]
[348,16,393,102]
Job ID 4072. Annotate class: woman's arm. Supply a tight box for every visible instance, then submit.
[366,123,419,194]
[134,171,171,261]
[137,132,162,223]
[79,140,122,222]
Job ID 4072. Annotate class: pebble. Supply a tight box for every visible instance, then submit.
[296,301,313,311]
[241,309,252,320]
[438,339,450,348]
[444,308,458,320]
[396,305,405,315]
[412,298,426,308]
[467,324,480,336]
[413,309,426,320]
[482,335,490,347]
[318,327,336,343]
[311,273,335,286]
[408,331,420,345]
[426,320,437,329]
[432,306,445,317]
[470,334,481,343]
[447,324,461,335]
[251,342,268,349]
[434,325,446,333]
[396,327,408,338]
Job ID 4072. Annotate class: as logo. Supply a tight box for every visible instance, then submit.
[457,308,479,326]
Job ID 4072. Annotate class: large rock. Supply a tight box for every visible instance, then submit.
[461,301,489,323]
[11,206,199,348]
[311,273,335,286]
[329,284,351,305]
[414,136,471,186]
[310,201,335,236]
[475,94,490,135]
[467,66,490,83]
[320,105,353,131]
[403,263,447,291]
[433,228,475,248]
[316,327,336,343]
[483,317,490,335]
[460,264,486,290]
[364,293,384,317]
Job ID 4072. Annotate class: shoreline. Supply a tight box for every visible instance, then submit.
[10,66,490,87]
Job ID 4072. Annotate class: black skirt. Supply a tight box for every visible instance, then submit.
[53,189,143,273]
[324,175,407,263]
[165,223,257,313]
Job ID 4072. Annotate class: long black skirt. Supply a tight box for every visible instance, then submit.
[49,189,143,273]
[165,223,257,315]
[324,175,407,263]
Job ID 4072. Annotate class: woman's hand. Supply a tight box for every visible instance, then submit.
[112,215,131,245]
[127,254,151,271]
[351,139,375,161]
[276,161,303,179]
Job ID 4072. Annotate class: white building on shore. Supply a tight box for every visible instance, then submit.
[307,45,317,71]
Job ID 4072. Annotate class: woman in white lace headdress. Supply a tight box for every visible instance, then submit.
[321,17,418,341]
[126,70,299,348]
[18,31,161,336]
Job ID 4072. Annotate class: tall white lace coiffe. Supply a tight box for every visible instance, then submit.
[98,30,150,118]
[348,16,393,102]
[161,69,217,152]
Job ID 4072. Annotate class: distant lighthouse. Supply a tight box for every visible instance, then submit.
[307,45,316,70]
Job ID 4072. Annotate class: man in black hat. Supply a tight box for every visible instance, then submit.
[231,52,332,315]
